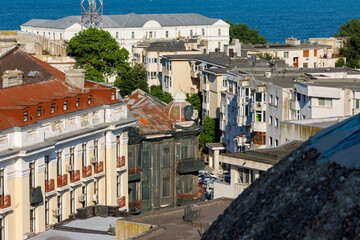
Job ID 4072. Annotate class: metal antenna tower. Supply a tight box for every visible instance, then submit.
[81,0,103,30]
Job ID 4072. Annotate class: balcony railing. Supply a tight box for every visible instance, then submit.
[70,170,81,183]
[176,158,204,174]
[117,196,126,208]
[82,165,92,178]
[94,161,104,174]
[0,195,11,209]
[128,166,141,175]
[129,200,141,210]
[117,156,126,168]
[57,174,68,188]
[45,179,55,192]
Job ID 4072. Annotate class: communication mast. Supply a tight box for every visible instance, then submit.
[81,0,103,29]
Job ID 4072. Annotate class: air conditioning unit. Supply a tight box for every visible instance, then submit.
[78,194,86,202]
[66,164,74,172]
[53,208,61,217]
[93,193,99,203]
[90,156,97,164]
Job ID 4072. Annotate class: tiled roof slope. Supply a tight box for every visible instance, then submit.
[21,13,220,29]
[125,89,173,135]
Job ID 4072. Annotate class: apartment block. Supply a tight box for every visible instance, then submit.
[0,47,135,240]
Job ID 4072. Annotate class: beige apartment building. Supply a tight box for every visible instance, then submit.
[0,47,135,240]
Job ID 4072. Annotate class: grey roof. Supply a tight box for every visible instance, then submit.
[21,13,220,29]
[242,43,332,51]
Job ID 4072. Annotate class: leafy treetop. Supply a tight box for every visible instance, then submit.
[67,28,130,82]
[334,19,360,37]
[149,85,173,104]
[114,63,148,97]
[226,20,267,44]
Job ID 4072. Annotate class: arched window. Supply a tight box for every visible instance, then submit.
[63,101,68,111]
[51,103,55,113]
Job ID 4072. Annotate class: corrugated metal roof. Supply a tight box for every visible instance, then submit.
[125,89,174,135]
[21,13,220,29]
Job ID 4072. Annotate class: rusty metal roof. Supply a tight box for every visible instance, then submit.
[125,89,174,135]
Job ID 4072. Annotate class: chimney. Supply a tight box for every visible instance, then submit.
[65,69,85,89]
[2,70,24,88]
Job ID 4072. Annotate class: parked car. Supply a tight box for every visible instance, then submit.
[199,170,219,179]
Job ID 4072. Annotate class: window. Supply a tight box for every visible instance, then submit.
[60,33,62,39]
[202,28,205,36]
[296,110,300,120]
[142,180,150,200]
[165,31,168,38]
[275,96,279,106]
[222,76,227,88]
[218,29,221,36]
[37,107,42,117]
[162,177,170,197]
[303,63,308,68]
[51,103,55,114]
[88,95,92,105]
[82,186,87,208]
[190,30,193,37]
[218,42,221,50]
[252,132,266,145]
[57,195,62,222]
[255,111,266,122]
[23,111,28,122]
[0,218,3,240]
[284,52,289,58]
[131,32,134,39]
[94,140,98,163]
[318,97,332,107]
[56,152,62,177]
[45,155,49,182]
[30,209,35,233]
[147,72,157,79]
[355,99,360,109]
[303,95,306,103]
[203,90,209,104]
[111,92,115,101]
[297,92,301,101]
[117,175,121,198]
[314,49,317,56]
[70,190,75,214]
[63,101,68,111]
[94,180,99,196]
[82,143,87,167]
[149,31,153,38]
[202,73,207,84]
[269,95,273,104]
[115,32,119,39]
[269,137,273,146]
[165,60,171,71]
[275,118,279,128]
[76,98,80,107]
[45,200,49,226]
[269,116,273,125]
[162,147,170,167]
[70,147,74,167]
[29,162,35,189]
[303,50,309,57]
[116,136,121,158]
[275,139,279,147]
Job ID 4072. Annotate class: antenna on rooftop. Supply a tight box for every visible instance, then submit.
[81,0,103,30]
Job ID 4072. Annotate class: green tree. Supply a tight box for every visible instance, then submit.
[335,57,346,67]
[67,28,130,82]
[226,20,267,44]
[257,52,273,60]
[334,18,360,37]
[149,85,173,104]
[186,92,202,118]
[199,116,216,148]
[114,63,148,97]
[334,19,360,68]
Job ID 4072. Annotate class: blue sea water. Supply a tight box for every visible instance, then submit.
[0,0,359,43]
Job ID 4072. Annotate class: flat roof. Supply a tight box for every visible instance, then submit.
[220,141,304,165]
[126,198,232,240]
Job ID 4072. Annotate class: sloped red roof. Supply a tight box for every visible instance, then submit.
[125,89,174,135]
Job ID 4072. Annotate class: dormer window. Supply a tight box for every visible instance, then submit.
[111,92,115,101]
[51,103,55,114]
[88,95,92,105]
[23,111,28,122]
[37,107,42,117]
[63,101,68,111]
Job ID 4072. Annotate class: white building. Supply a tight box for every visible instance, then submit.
[21,13,229,56]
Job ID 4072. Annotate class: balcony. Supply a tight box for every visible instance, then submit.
[176,158,204,174]
[70,170,81,187]
[94,161,105,177]
[128,166,141,182]
[116,156,126,172]
[220,102,226,113]
[117,196,126,209]
[0,195,11,213]
[251,121,267,132]
[251,102,266,111]
[82,165,93,182]
[129,200,141,214]
[57,174,68,191]
[45,179,55,193]
[177,186,205,206]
